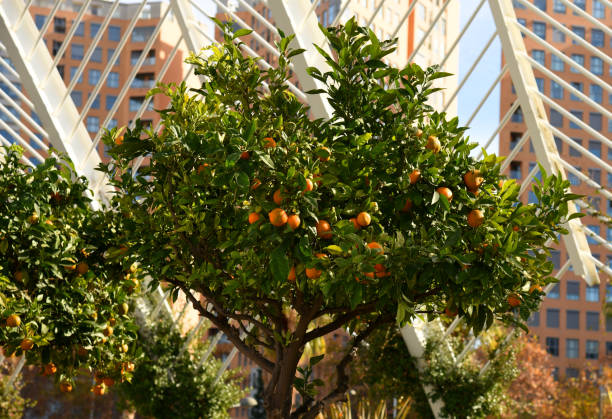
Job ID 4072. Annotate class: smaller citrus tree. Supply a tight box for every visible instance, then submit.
[100,21,581,417]
[0,145,139,394]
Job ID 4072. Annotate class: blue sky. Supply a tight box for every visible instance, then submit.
[196,0,502,154]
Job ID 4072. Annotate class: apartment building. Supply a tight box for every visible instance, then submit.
[499,0,611,378]
[0,0,188,162]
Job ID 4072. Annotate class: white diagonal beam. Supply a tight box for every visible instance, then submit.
[488,0,599,286]
[0,0,110,205]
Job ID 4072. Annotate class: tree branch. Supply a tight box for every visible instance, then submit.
[303,301,379,344]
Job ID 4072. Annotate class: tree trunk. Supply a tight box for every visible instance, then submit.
[264,344,303,418]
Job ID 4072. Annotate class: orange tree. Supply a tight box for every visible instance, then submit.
[99,20,581,418]
[0,145,139,394]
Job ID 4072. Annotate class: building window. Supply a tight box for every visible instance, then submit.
[570,82,583,101]
[571,26,585,43]
[54,17,66,34]
[129,96,153,112]
[510,132,523,150]
[547,308,560,328]
[570,54,584,72]
[52,40,62,56]
[554,136,563,153]
[573,0,586,11]
[567,282,580,301]
[586,312,599,331]
[566,339,579,358]
[73,21,84,37]
[550,109,563,127]
[586,340,599,359]
[588,140,601,158]
[528,311,540,326]
[131,49,156,66]
[546,337,559,356]
[108,49,119,66]
[567,171,580,185]
[569,110,582,129]
[532,50,545,66]
[589,112,602,130]
[589,84,603,103]
[90,93,100,110]
[106,119,118,129]
[528,191,538,204]
[591,57,603,75]
[550,81,563,99]
[551,54,564,71]
[86,116,99,133]
[106,95,117,111]
[512,107,523,123]
[607,315,612,332]
[88,69,101,86]
[551,27,566,43]
[547,283,560,299]
[607,342,612,356]
[132,26,155,42]
[566,367,579,378]
[70,91,82,107]
[553,0,566,12]
[107,72,119,88]
[510,161,522,179]
[533,22,546,39]
[132,72,155,89]
[34,15,46,30]
[90,22,101,38]
[586,225,600,244]
[534,0,546,10]
[549,250,560,269]
[91,47,102,63]
[109,25,121,42]
[69,67,83,84]
[588,168,601,185]
[71,44,83,60]
[56,64,64,80]
[591,29,604,47]
[513,0,526,8]
[593,0,605,17]
[586,285,599,302]
[535,78,544,93]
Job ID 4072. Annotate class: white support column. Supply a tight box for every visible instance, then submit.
[266,0,334,119]
[0,0,111,204]
[488,0,599,286]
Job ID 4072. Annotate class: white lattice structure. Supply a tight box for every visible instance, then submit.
[0,0,609,416]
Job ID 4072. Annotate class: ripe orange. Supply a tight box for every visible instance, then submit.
[316,220,332,239]
[507,294,521,307]
[20,338,34,351]
[415,129,423,138]
[444,306,458,317]
[43,363,57,376]
[273,189,283,205]
[197,164,209,174]
[350,218,360,230]
[367,242,383,254]
[123,362,135,373]
[102,377,115,387]
[305,267,322,279]
[269,208,288,227]
[103,325,113,337]
[287,214,301,230]
[28,213,39,224]
[498,180,504,189]
[364,271,375,279]
[77,262,89,275]
[529,284,543,294]
[467,209,484,228]
[60,382,73,393]
[92,385,106,396]
[263,137,276,148]
[109,318,117,327]
[401,198,413,212]
[304,179,314,193]
[248,213,260,224]
[512,226,519,232]
[94,372,104,384]
[115,135,124,146]
[313,173,322,186]
[374,263,385,272]
[318,147,331,162]
[426,135,441,153]
[287,266,296,281]
[119,343,129,353]
[463,170,483,190]
[44,219,53,226]
[436,187,453,202]
[240,151,250,160]
[251,178,262,190]
[6,314,21,328]
[409,169,421,184]
[14,271,25,281]
[356,212,371,227]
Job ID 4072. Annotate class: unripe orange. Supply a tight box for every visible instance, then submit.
[409,169,421,184]
[248,213,261,224]
[316,220,332,239]
[467,209,484,228]
[356,212,371,227]
[287,214,301,230]
[269,208,288,227]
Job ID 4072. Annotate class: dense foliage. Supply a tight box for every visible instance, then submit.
[98,20,579,417]
[0,367,35,418]
[0,146,140,393]
[115,321,244,419]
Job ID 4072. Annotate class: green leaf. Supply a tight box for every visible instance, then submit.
[233,29,253,39]
[270,246,289,282]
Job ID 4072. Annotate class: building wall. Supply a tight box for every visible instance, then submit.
[499,0,611,379]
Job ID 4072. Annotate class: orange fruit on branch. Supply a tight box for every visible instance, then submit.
[240,151,250,160]
[303,179,314,193]
[77,262,89,275]
[507,294,521,307]
[92,385,106,396]
[356,212,371,227]
[20,338,34,351]
[367,242,383,254]
[463,170,483,190]
[467,209,484,228]
[287,266,296,281]
[318,147,331,162]
[350,218,360,230]
[287,214,301,230]
[401,198,413,212]
[269,208,288,227]
[60,382,73,393]
[305,267,322,279]
[409,169,421,184]
[426,135,441,153]
[263,137,276,149]
[436,187,452,202]
[316,220,332,239]
[251,178,262,190]
[43,363,57,376]
[248,212,261,224]
[273,189,284,205]
[6,314,21,328]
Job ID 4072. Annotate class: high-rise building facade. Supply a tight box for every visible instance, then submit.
[499,0,611,378]
[0,0,189,163]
